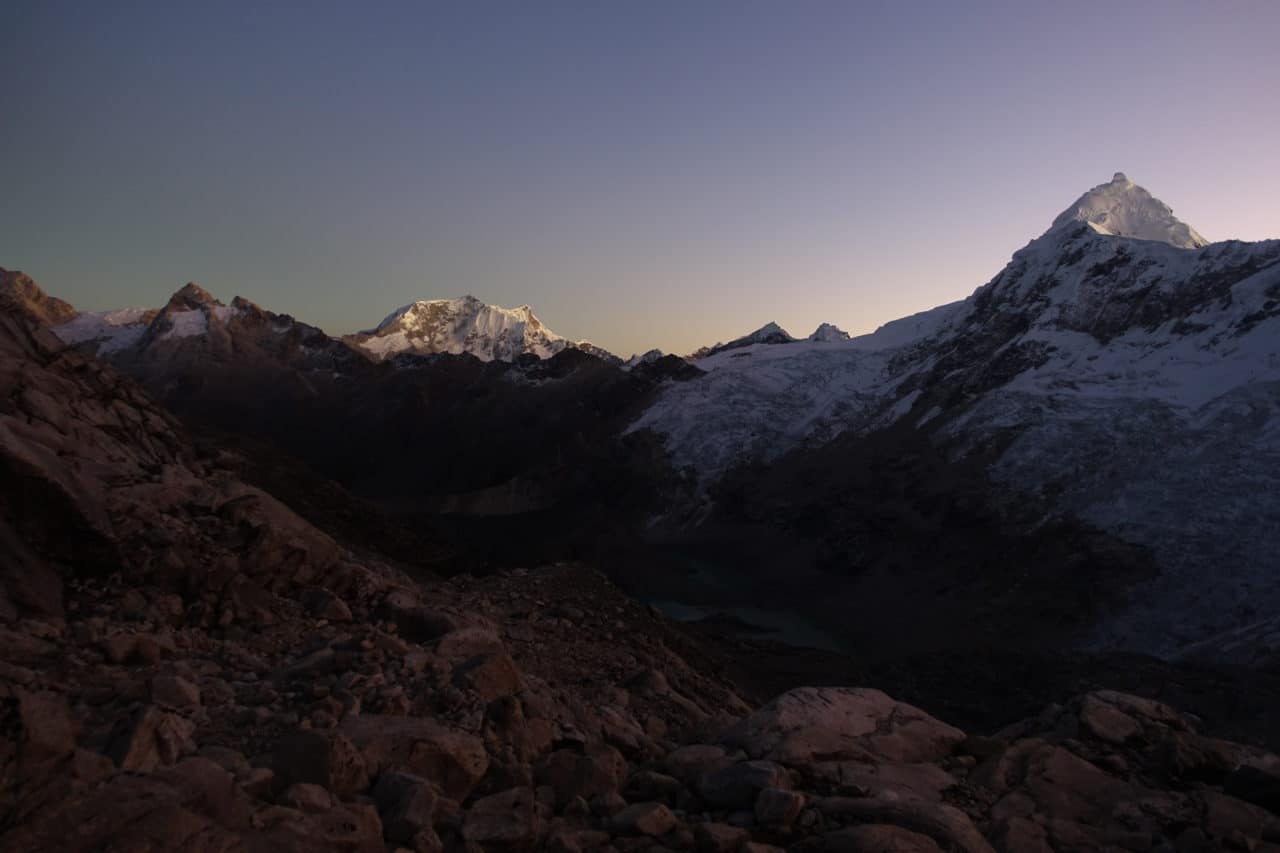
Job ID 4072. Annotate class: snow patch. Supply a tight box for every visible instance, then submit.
[53,308,151,354]
[160,309,208,340]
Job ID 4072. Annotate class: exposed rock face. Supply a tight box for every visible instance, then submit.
[0,268,77,326]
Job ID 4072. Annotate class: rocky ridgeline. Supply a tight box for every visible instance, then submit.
[3,290,1280,852]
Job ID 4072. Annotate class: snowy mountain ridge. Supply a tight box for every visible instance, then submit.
[632,173,1280,660]
[52,288,617,366]
[348,295,613,363]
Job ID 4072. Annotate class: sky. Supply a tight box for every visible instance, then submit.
[2,1,1278,357]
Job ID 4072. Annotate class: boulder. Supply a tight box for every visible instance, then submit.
[698,760,789,809]
[271,730,370,799]
[372,771,438,845]
[263,802,384,852]
[755,786,805,826]
[11,689,77,771]
[815,794,994,853]
[821,824,944,852]
[1077,694,1141,744]
[695,821,751,852]
[340,715,488,801]
[452,651,524,702]
[535,745,628,809]
[720,687,964,766]
[663,743,732,785]
[108,706,195,772]
[463,787,539,849]
[279,782,334,813]
[612,802,678,837]
[434,627,505,664]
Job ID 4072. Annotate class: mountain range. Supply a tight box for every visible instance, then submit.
[5,172,1280,851]
[5,171,1279,667]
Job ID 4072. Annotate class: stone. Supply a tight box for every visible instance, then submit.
[755,786,805,826]
[152,674,201,708]
[153,756,252,826]
[1078,694,1141,744]
[1157,730,1238,783]
[264,802,384,852]
[271,730,370,799]
[280,782,334,813]
[463,787,539,849]
[280,647,337,681]
[821,824,944,852]
[301,586,353,622]
[663,744,731,785]
[694,821,751,852]
[132,633,169,664]
[373,771,439,845]
[989,816,1053,853]
[833,760,958,802]
[1201,790,1278,841]
[815,795,994,853]
[625,770,685,805]
[108,706,196,771]
[340,715,488,801]
[591,790,628,818]
[199,745,251,778]
[241,767,275,798]
[13,689,77,768]
[434,626,505,664]
[720,687,964,766]
[536,744,628,808]
[612,802,678,837]
[452,651,524,702]
[698,760,789,809]
[546,827,613,852]
[100,634,136,664]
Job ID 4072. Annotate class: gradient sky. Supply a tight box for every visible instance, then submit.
[3,1,1277,357]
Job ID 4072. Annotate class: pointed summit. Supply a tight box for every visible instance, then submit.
[164,282,221,311]
[809,322,851,342]
[1050,173,1207,249]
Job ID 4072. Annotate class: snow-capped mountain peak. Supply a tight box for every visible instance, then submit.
[808,322,851,342]
[1049,172,1207,249]
[690,321,795,359]
[353,296,610,362]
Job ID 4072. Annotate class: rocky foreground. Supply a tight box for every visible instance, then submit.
[3,292,1280,851]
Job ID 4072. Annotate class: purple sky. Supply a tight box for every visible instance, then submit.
[3,1,1277,356]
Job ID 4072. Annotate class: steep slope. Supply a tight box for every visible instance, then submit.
[1052,171,1208,248]
[346,295,615,362]
[634,174,1280,659]
[0,268,77,326]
